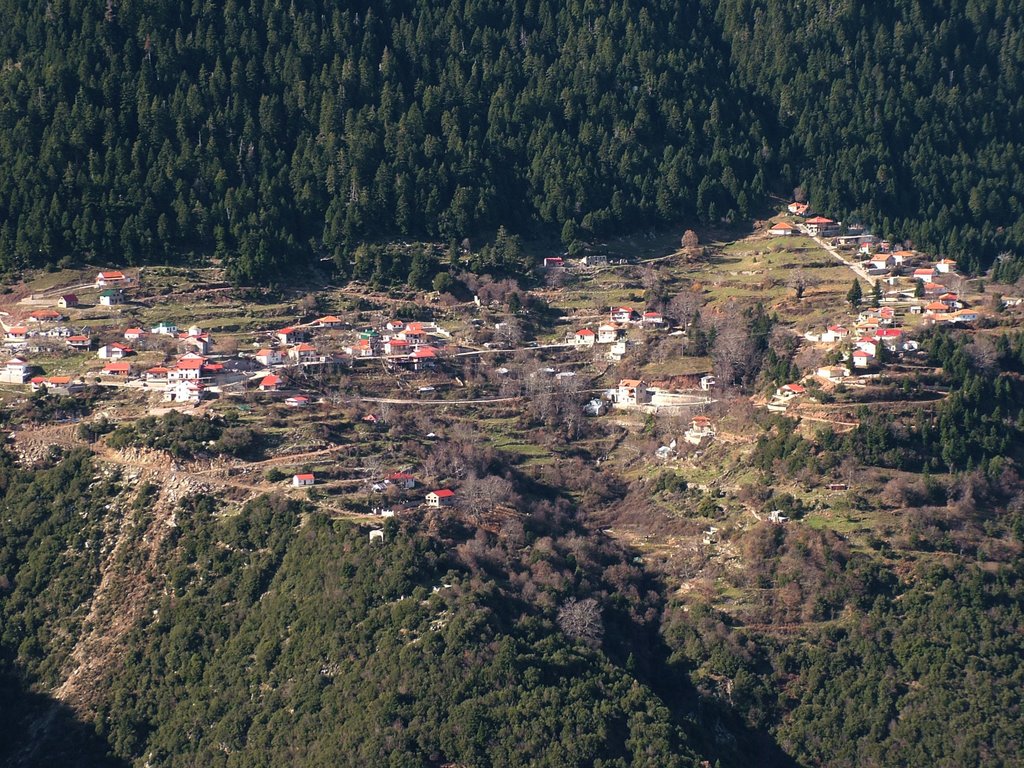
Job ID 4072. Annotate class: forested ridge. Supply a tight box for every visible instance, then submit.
[714,0,1024,277]
[0,0,766,283]
[3,0,1024,283]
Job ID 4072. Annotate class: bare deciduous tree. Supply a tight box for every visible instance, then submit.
[557,597,604,647]
[681,229,700,250]
[668,287,703,325]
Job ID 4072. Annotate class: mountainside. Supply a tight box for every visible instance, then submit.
[1,0,1023,283]
[0,0,765,282]
[713,0,1024,276]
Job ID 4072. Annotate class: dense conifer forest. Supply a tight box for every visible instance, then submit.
[1,0,1022,282]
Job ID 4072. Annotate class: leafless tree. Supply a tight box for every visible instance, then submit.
[681,229,700,250]
[668,287,704,325]
[557,597,604,647]
[711,309,756,387]
[966,336,998,371]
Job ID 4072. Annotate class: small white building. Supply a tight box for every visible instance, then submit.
[293,473,315,487]
[426,489,455,507]
[597,323,624,344]
[768,221,797,236]
[573,329,596,347]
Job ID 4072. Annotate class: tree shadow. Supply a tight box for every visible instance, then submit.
[0,672,127,768]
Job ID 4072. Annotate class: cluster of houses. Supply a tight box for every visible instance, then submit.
[336,319,450,372]
[570,306,666,361]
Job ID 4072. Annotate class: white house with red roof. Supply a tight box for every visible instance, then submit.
[934,258,958,274]
[293,473,315,487]
[874,328,905,350]
[398,322,428,344]
[804,216,836,237]
[314,315,342,328]
[821,325,850,343]
[768,221,797,236]
[787,202,810,216]
[912,268,936,281]
[855,338,879,357]
[66,335,92,350]
[384,338,411,355]
[29,309,63,323]
[276,327,301,345]
[851,349,873,368]
[168,355,206,382]
[285,395,310,407]
[610,306,637,323]
[259,374,282,391]
[777,383,807,399]
[425,489,455,507]
[388,472,417,490]
[573,328,596,347]
[642,310,665,326]
[5,326,28,343]
[96,270,129,287]
[124,328,146,341]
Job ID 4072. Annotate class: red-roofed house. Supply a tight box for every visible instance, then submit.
[384,338,410,355]
[285,395,310,408]
[852,349,873,368]
[935,258,958,274]
[29,309,62,322]
[787,202,810,216]
[145,366,170,380]
[388,472,417,489]
[96,270,128,287]
[573,328,596,347]
[66,335,92,350]
[292,473,315,487]
[399,322,428,344]
[124,328,146,341]
[805,217,836,236]
[821,325,849,343]
[315,315,342,328]
[768,221,797,236]
[426,489,455,507]
[6,326,28,342]
[611,307,637,323]
[642,310,665,326]
[259,374,282,391]
[276,327,300,345]
[102,361,132,377]
[913,268,935,281]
